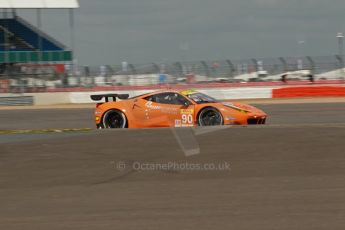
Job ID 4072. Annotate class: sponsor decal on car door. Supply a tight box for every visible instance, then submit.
[176,108,195,127]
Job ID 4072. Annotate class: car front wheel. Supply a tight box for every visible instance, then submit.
[198,107,223,126]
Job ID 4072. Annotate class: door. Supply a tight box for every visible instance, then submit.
[130,98,151,128]
[143,92,195,127]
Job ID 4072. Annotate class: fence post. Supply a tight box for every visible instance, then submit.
[152,63,160,74]
[200,61,210,78]
[335,55,345,80]
[173,62,183,82]
[251,59,258,73]
[306,56,315,72]
[335,54,343,70]
[279,57,288,72]
[306,56,315,82]
[225,59,235,79]
[128,64,136,75]
[278,57,288,82]
[83,65,92,87]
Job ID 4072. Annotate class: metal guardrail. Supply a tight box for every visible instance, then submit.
[0,96,33,106]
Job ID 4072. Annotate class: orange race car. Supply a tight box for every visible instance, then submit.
[91,89,267,129]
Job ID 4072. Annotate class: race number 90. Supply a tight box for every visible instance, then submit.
[182,114,193,124]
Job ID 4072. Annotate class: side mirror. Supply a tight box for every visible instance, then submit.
[181,100,191,106]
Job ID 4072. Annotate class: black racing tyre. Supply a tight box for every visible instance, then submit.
[198,107,223,126]
[102,109,127,129]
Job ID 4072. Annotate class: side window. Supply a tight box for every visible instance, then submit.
[144,93,190,105]
[174,94,190,105]
[145,95,156,102]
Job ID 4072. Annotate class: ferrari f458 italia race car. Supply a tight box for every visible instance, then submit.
[91,89,267,128]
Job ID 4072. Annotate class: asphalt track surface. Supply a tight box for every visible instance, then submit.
[1,103,345,229]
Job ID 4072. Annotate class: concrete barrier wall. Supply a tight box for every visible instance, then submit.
[26,92,71,105]
[197,88,273,100]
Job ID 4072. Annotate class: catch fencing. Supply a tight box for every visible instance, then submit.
[0,55,344,93]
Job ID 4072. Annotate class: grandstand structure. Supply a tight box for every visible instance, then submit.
[0,0,79,73]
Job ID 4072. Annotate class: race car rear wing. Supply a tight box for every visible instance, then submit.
[90,94,129,102]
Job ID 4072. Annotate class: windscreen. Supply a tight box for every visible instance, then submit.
[187,93,218,104]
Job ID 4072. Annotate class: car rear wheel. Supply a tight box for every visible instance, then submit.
[102,109,127,128]
[198,107,223,126]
